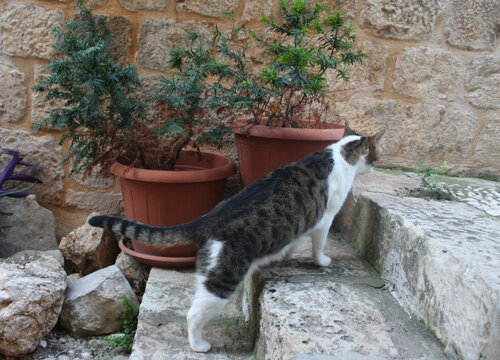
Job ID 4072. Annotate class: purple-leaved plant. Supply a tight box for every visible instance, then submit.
[0,151,42,198]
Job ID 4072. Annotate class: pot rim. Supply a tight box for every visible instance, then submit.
[110,149,236,183]
[232,118,345,141]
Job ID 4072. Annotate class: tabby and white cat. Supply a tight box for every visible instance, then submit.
[89,125,383,352]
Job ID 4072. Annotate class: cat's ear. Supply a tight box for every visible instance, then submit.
[368,130,385,145]
[343,123,358,137]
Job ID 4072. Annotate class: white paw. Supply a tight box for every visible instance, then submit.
[190,339,211,353]
[315,254,331,267]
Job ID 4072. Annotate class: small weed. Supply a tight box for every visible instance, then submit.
[105,295,139,352]
[406,162,455,201]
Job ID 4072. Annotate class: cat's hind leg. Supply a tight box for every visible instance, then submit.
[187,275,228,352]
[282,235,308,260]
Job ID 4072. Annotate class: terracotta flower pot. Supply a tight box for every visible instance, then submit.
[110,150,236,266]
[233,121,345,187]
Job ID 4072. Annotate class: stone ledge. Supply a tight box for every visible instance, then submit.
[334,170,500,360]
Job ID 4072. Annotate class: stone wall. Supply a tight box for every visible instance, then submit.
[0,0,498,236]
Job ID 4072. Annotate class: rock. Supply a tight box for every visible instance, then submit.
[115,249,150,296]
[0,128,64,204]
[32,65,67,128]
[59,213,120,275]
[257,279,445,359]
[465,55,500,110]
[0,195,58,258]
[107,15,133,60]
[65,190,124,215]
[360,0,443,40]
[118,0,166,11]
[473,112,500,175]
[11,249,64,267]
[136,18,211,71]
[0,3,64,59]
[334,170,500,360]
[71,165,114,189]
[393,46,465,102]
[330,41,388,94]
[445,0,500,51]
[242,0,275,22]
[0,256,67,357]
[334,95,479,173]
[130,268,251,359]
[0,56,26,123]
[59,265,139,338]
[177,0,239,18]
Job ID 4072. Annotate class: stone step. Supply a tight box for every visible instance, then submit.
[249,239,447,360]
[334,170,500,360]
[129,268,253,360]
[131,236,447,359]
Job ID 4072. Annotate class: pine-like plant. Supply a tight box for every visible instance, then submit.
[210,0,368,128]
[33,0,145,175]
[34,1,229,174]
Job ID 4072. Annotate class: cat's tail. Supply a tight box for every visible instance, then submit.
[88,214,194,247]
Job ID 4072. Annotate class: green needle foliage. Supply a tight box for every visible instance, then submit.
[181,1,367,129]
[247,0,367,126]
[33,0,145,176]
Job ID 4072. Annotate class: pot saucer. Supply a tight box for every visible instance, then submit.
[119,239,196,268]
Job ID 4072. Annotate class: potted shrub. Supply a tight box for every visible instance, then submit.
[33,1,235,264]
[212,0,367,186]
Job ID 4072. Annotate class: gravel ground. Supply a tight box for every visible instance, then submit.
[2,327,129,360]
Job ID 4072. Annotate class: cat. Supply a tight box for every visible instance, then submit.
[89,125,384,353]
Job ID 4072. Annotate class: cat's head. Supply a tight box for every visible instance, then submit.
[340,123,384,174]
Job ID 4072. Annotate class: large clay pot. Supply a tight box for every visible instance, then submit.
[233,121,345,187]
[110,150,236,266]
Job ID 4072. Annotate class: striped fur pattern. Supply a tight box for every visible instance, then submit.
[89,128,383,353]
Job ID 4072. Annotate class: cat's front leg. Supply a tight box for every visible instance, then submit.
[310,224,332,267]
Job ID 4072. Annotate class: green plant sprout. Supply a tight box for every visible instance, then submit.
[104,295,139,352]
[407,161,455,201]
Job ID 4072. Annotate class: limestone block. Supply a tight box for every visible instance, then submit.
[11,249,64,267]
[334,96,478,168]
[66,190,124,215]
[177,0,239,18]
[59,265,139,338]
[0,195,58,258]
[446,0,500,51]
[119,0,166,11]
[0,57,26,124]
[0,3,64,59]
[107,15,133,60]
[393,46,465,102]
[59,213,120,275]
[242,0,275,22]
[0,256,67,357]
[330,41,388,93]
[136,19,211,71]
[0,128,64,204]
[335,171,500,360]
[360,0,443,40]
[32,65,67,128]
[72,165,114,189]
[473,112,500,174]
[316,0,358,19]
[465,55,500,110]
[115,249,150,296]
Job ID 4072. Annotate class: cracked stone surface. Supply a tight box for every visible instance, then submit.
[335,170,500,360]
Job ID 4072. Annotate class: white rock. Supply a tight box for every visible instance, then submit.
[0,195,57,258]
[0,256,67,357]
[59,265,139,338]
